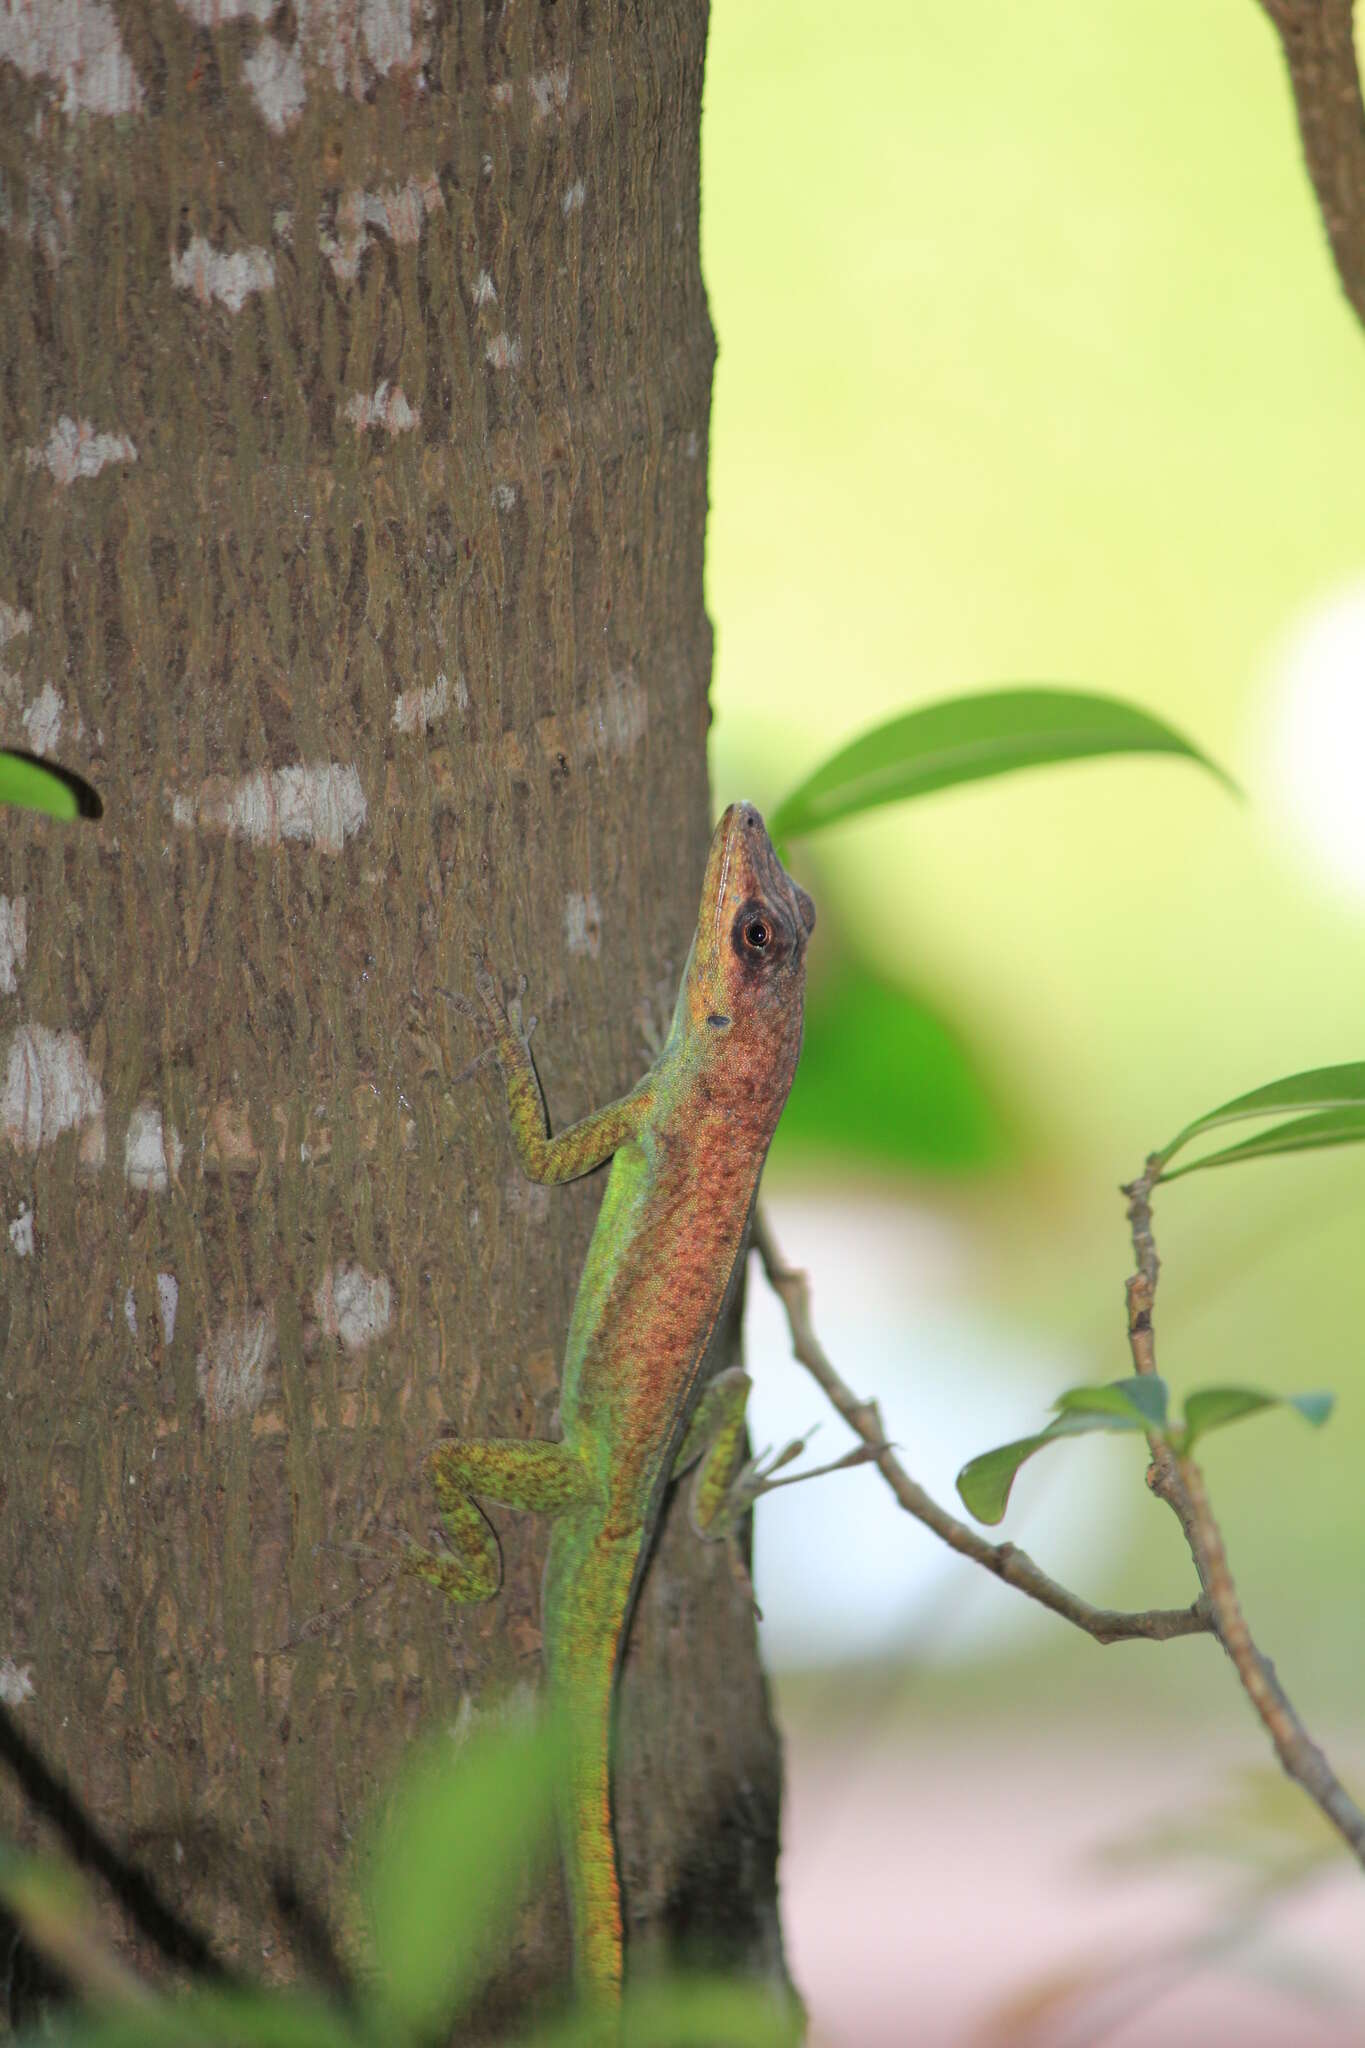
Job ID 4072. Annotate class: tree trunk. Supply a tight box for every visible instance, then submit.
[0,0,789,2026]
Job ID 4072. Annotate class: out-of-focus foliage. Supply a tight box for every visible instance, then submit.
[3,1719,799,2048]
[773,952,1011,1172]
[771,687,1233,843]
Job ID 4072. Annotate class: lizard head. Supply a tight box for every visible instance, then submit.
[679,802,815,1095]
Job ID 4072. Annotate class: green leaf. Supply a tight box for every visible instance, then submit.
[0,750,81,820]
[1156,1063,1365,1172]
[518,1978,803,2048]
[20,1992,365,2048]
[364,1710,563,2037]
[770,687,1235,840]
[1160,1105,1365,1179]
[956,1378,1169,1524]
[1178,1385,1334,1453]
[955,1431,1058,1525]
[1054,1376,1169,1429]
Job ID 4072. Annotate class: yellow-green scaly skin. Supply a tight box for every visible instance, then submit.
[406,804,814,2006]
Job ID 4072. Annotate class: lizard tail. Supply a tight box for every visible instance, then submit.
[543,1524,638,2006]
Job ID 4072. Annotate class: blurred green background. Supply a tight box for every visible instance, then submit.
[702,0,1365,1692]
[701,5,1365,2027]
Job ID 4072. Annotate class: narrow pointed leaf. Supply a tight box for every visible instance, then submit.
[0,750,79,820]
[770,687,1235,840]
[1160,1106,1365,1179]
[1181,1385,1334,1451]
[1156,1064,1365,1170]
[365,1714,563,2035]
[1054,1376,1169,1429]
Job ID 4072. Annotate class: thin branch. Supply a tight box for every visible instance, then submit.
[1258,0,1365,332]
[750,1210,1212,1648]
[1120,1163,1365,1868]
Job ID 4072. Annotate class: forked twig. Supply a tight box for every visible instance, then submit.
[750,1211,1211,1648]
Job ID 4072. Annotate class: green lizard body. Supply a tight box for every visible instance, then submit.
[406,803,814,2005]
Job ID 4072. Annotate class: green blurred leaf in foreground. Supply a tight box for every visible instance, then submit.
[0,750,80,821]
[363,1710,563,2038]
[774,955,1011,1173]
[520,1977,802,2048]
[770,686,1236,840]
[1155,1064,1365,1178]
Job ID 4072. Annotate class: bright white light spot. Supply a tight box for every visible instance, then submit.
[1261,582,1365,904]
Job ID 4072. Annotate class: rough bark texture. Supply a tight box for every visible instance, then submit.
[0,0,788,2026]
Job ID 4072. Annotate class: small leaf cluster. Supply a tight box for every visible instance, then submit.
[956,1376,1334,1526]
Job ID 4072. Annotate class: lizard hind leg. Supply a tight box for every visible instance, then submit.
[405,1437,598,1605]
[672,1366,756,1543]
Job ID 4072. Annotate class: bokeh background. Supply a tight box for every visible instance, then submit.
[700,3,1365,2040]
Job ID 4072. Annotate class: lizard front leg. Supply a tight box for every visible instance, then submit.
[469,969,655,1186]
[405,1436,600,1603]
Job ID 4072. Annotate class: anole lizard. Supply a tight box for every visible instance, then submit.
[405,801,815,2007]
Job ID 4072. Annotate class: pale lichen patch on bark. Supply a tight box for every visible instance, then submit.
[344,382,419,434]
[320,174,442,282]
[171,235,275,314]
[534,672,648,775]
[564,891,602,959]
[7,1205,34,1258]
[198,1309,275,1422]
[391,672,448,733]
[243,34,306,132]
[1,1025,104,1152]
[0,0,143,119]
[485,333,520,370]
[0,896,27,995]
[0,601,31,649]
[175,0,274,25]
[0,1658,35,1706]
[20,680,65,753]
[172,762,368,855]
[123,1272,178,1343]
[529,65,571,120]
[235,0,428,131]
[124,1103,184,1192]
[313,1263,393,1352]
[25,416,136,485]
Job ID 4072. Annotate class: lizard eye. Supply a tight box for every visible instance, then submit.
[730,897,786,968]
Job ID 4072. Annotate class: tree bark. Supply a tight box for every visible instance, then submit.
[0,0,789,2025]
